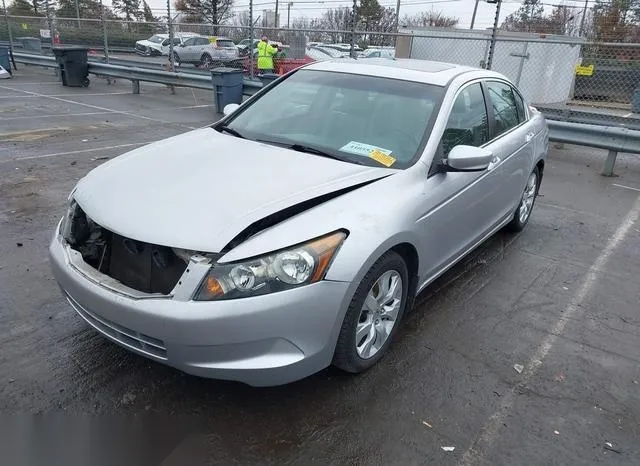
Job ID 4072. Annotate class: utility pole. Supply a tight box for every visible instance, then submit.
[287,2,292,29]
[470,0,480,29]
[486,0,501,70]
[275,0,279,30]
[579,0,588,37]
[394,0,400,32]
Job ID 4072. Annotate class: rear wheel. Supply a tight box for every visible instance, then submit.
[506,166,540,232]
[200,54,213,69]
[333,251,409,373]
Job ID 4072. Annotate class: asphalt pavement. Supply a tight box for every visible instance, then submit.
[1,66,639,466]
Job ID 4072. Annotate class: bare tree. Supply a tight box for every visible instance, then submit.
[401,9,459,28]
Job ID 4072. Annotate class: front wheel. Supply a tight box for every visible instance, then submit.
[333,251,409,373]
[172,52,181,66]
[506,166,540,232]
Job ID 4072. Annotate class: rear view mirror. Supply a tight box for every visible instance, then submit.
[445,145,493,172]
[223,103,240,116]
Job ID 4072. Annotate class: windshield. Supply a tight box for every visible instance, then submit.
[222,70,443,169]
[148,35,164,43]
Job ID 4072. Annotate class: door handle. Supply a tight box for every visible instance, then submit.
[526,132,535,142]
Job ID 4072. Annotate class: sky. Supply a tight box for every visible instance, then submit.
[108,0,591,30]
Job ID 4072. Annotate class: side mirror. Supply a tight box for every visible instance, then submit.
[223,103,240,116]
[444,145,493,172]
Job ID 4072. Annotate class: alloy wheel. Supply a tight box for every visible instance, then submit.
[355,270,403,359]
[518,171,538,224]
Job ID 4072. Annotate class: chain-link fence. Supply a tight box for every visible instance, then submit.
[3,12,640,117]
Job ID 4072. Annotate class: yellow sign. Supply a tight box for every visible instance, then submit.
[208,36,217,43]
[575,64,594,76]
[369,149,396,167]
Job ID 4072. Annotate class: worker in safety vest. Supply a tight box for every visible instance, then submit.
[257,36,278,74]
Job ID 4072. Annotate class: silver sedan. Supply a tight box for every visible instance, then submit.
[50,58,548,386]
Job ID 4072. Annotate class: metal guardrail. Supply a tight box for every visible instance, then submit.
[547,120,640,176]
[12,51,263,96]
[539,105,640,132]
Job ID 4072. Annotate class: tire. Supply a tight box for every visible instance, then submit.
[81,77,90,87]
[200,54,213,69]
[172,52,181,66]
[506,165,540,232]
[333,251,410,373]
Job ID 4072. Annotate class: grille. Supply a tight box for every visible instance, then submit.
[65,204,188,295]
[67,293,167,359]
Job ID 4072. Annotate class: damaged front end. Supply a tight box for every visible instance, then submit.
[61,200,191,295]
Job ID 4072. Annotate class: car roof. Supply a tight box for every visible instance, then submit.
[303,58,492,86]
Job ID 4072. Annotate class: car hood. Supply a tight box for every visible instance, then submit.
[73,128,393,253]
[136,40,161,48]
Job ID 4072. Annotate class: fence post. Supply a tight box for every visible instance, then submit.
[249,0,254,79]
[486,0,502,70]
[100,0,109,62]
[349,0,357,58]
[602,150,618,177]
[2,0,13,53]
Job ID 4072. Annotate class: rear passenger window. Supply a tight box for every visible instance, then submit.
[487,82,519,136]
[440,83,489,157]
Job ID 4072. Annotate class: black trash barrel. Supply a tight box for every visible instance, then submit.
[0,46,11,74]
[52,46,90,87]
[259,72,280,88]
[211,67,244,114]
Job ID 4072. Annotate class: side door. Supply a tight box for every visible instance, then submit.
[418,81,499,282]
[483,81,535,221]
[179,37,195,61]
[197,37,212,59]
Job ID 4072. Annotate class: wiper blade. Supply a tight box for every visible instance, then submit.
[218,125,246,139]
[288,144,347,162]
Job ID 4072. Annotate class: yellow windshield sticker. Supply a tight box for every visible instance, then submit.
[369,149,396,167]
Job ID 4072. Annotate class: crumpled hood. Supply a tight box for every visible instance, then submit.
[73,128,392,253]
[136,40,162,49]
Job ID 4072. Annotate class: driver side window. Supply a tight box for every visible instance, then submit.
[431,83,489,175]
[183,38,195,47]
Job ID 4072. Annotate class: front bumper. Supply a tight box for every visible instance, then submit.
[49,231,351,386]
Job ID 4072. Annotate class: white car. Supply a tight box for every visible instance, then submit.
[135,33,200,57]
[173,36,238,67]
[360,48,395,59]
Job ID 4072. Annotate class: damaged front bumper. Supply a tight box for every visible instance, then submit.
[49,224,351,386]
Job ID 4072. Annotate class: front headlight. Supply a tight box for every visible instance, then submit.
[194,231,347,301]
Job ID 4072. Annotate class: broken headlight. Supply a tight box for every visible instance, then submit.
[194,231,346,301]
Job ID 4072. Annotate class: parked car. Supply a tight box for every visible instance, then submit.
[359,48,395,59]
[50,59,548,387]
[134,32,200,56]
[173,35,238,67]
[305,46,343,61]
[309,45,349,58]
[322,43,362,54]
